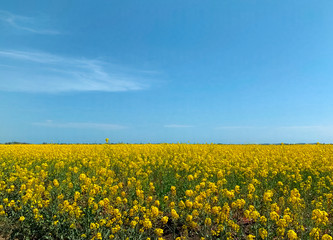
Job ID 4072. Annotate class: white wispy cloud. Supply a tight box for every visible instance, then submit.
[0,49,152,92]
[215,125,333,138]
[215,126,260,130]
[33,120,126,130]
[216,125,331,130]
[0,10,60,35]
[164,124,194,128]
[277,126,325,129]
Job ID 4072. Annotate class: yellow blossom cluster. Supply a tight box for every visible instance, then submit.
[0,143,333,239]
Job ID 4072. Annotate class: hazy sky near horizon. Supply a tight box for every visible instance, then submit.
[1,0,333,144]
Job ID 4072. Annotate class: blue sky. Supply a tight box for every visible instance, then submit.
[1,0,333,144]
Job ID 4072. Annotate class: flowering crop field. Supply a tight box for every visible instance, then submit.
[0,144,333,240]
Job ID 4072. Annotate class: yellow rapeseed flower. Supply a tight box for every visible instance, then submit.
[322,234,333,240]
[287,230,297,240]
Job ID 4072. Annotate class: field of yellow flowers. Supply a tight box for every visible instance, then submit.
[0,143,333,240]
